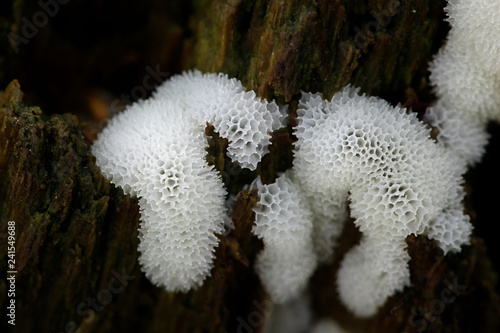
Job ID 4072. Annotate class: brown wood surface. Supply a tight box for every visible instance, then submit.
[1,1,499,332]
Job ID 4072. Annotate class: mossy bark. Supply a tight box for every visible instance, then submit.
[1,0,499,332]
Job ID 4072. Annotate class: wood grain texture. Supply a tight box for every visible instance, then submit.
[1,0,499,332]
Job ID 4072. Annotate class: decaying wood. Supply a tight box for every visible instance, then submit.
[1,0,499,332]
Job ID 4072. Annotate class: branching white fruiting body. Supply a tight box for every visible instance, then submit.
[92,61,476,318]
[92,70,284,291]
[293,86,471,316]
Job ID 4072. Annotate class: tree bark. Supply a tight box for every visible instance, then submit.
[1,1,499,332]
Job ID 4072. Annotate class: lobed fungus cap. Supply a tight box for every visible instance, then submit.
[153,70,286,170]
[293,85,472,316]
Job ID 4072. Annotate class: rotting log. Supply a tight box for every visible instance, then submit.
[1,0,500,332]
[189,0,447,106]
[0,81,263,333]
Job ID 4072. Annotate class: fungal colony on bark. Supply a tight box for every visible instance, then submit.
[91,0,500,330]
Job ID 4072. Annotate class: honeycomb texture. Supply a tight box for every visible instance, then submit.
[251,173,317,303]
[293,86,471,316]
[425,100,489,167]
[426,187,472,254]
[92,98,227,291]
[428,0,500,167]
[153,70,285,170]
[293,92,350,262]
[429,41,500,124]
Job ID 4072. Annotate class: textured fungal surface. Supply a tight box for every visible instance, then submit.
[92,69,474,317]
[91,69,288,292]
[92,98,227,291]
[426,0,500,166]
[424,100,489,166]
[429,0,500,121]
[5,0,500,331]
[293,86,472,316]
[336,236,410,317]
[251,172,316,303]
[153,70,285,170]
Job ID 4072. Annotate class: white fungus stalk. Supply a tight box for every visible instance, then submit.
[336,235,410,317]
[251,172,317,303]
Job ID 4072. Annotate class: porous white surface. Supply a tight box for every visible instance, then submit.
[92,98,227,291]
[294,92,350,262]
[153,70,286,170]
[426,187,472,254]
[295,86,466,238]
[427,0,500,166]
[429,42,500,124]
[424,101,489,167]
[252,173,317,303]
[92,69,289,292]
[293,86,471,316]
[445,0,500,73]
